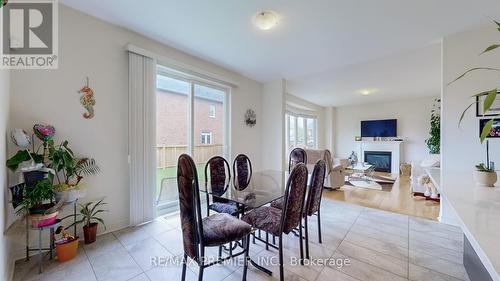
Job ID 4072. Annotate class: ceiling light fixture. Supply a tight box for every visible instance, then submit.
[254,10,280,30]
[359,88,378,96]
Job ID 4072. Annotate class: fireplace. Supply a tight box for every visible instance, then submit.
[364,151,392,173]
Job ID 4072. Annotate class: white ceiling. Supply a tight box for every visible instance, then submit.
[61,0,500,106]
[288,44,441,107]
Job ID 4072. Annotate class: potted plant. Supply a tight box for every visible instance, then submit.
[425,98,441,154]
[473,162,497,187]
[16,177,59,227]
[54,226,79,262]
[66,199,107,244]
[449,20,500,186]
[49,140,100,203]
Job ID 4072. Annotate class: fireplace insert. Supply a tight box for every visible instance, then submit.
[364,151,392,173]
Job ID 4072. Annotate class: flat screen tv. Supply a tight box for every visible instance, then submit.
[361,119,397,137]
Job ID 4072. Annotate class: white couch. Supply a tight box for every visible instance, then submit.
[303,148,348,189]
[411,154,440,196]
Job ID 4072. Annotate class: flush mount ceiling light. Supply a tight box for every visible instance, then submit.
[254,10,280,30]
[359,88,379,96]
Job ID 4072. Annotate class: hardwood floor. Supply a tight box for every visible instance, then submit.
[323,174,440,220]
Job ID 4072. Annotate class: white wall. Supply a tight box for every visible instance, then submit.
[335,97,437,163]
[8,5,263,258]
[442,25,500,172]
[1,70,12,281]
[261,80,285,171]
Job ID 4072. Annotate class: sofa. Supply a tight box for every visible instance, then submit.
[410,154,440,198]
[303,148,348,189]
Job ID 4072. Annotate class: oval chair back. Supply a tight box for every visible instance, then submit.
[233,154,253,191]
[177,154,203,262]
[280,163,309,234]
[288,148,307,172]
[305,159,327,216]
[204,156,231,203]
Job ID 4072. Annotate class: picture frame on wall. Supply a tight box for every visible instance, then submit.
[479,118,500,138]
[476,93,500,116]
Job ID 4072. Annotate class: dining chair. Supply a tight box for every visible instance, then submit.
[242,163,309,281]
[289,148,307,172]
[177,154,253,281]
[204,156,238,216]
[271,160,326,258]
[233,154,253,191]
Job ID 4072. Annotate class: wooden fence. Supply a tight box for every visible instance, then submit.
[156,144,224,168]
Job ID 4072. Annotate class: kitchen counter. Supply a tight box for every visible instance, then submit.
[434,169,500,281]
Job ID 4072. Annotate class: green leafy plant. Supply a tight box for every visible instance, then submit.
[6,150,43,172]
[16,178,55,216]
[65,199,107,229]
[48,140,100,186]
[449,20,500,143]
[425,98,441,154]
[475,163,495,173]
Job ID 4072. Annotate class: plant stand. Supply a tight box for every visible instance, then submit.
[25,199,78,273]
[25,219,61,273]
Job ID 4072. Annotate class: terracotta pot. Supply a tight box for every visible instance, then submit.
[83,223,98,244]
[55,237,79,262]
[473,170,498,187]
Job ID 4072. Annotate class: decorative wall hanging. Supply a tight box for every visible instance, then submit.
[244,109,256,127]
[78,77,96,119]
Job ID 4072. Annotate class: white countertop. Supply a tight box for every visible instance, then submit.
[439,169,500,281]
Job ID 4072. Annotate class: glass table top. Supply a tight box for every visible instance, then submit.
[201,170,289,210]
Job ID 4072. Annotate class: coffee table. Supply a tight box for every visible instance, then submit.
[345,163,396,190]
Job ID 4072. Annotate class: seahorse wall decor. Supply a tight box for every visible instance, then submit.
[78,77,96,119]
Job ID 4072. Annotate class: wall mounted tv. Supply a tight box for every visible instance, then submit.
[361,119,397,137]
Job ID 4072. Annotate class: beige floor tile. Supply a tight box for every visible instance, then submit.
[409,250,468,280]
[330,252,407,281]
[337,241,408,278]
[316,265,360,281]
[409,263,466,281]
[89,247,142,281]
[344,232,408,261]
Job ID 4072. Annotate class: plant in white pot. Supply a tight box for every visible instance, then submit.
[449,21,500,187]
[49,140,100,202]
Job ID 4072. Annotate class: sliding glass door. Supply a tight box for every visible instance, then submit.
[155,66,228,213]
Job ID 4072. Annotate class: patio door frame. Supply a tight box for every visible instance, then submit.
[156,64,231,213]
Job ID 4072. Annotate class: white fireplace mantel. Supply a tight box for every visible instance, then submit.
[356,140,403,174]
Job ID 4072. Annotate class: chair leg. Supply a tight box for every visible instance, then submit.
[265,232,269,250]
[218,245,222,260]
[317,210,322,244]
[279,235,284,281]
[305,216,310,259]
[181,254,187,281]
[198,266,204,281]
[229,242,233,257]
[298,220,304,265]
[242,235,250,281]
[272,235,276,245]
[253,233,256,244]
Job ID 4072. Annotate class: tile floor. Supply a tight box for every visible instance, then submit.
[13,199,470,281]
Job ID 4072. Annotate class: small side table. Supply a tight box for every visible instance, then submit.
[26,219,61,273]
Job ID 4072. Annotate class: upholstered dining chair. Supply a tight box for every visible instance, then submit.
[242,163,309,281]
[289,148,307,172]
[270,159,327,259]
[204,156,238,216]
[177,154,253,281]
[233,154,253,191]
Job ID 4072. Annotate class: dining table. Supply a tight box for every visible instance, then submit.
[200,169,293,276]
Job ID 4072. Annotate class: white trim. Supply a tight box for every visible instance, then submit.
[126,44,239,88]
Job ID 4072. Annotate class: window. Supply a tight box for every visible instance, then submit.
[209,105,216,118]
[286,113,317,155]
[201,132,212,144]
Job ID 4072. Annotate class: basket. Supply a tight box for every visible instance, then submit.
[55,237,79,262]
[29,211,59,227]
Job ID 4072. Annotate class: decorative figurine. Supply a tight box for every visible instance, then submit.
[78,77,96,119]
